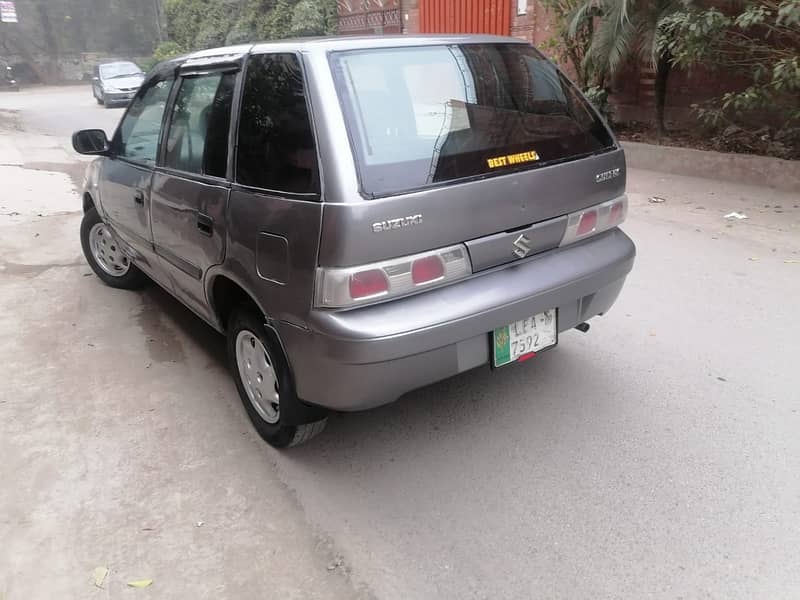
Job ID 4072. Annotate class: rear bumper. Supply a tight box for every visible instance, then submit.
[278,228,636,411]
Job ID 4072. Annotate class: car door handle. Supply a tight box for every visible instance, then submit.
[196,213,213,237]
[133,189,145,205]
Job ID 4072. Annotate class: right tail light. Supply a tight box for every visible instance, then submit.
[560,195,628,247]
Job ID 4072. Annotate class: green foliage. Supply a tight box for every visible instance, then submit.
[538,0,595,88]
[584,85,613,122]
[565,0,682,133]
[158,0,335,54]
[661,0,800,126]
[568,0,680,83]
[153,40,185,61]
[141,40,186,70]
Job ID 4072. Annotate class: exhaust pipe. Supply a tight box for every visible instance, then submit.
[574,322,590,333]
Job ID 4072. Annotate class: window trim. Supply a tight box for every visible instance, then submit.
[232,51,322,201]
[156,70,238,183]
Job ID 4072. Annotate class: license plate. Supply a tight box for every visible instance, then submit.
[492,309,557,367]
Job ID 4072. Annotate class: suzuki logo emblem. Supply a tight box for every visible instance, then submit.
[513,234,532,258]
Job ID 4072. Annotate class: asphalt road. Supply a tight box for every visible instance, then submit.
[2,85,799,599]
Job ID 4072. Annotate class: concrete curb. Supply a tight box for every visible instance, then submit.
[622,141,800,193]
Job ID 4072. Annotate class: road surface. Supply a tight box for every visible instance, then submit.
[1,85,799,599]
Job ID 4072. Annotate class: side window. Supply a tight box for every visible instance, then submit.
[116,77,173,165]
[236,54,319,195]
[164,72,235,177]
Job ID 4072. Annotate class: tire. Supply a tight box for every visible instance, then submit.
[227,307,327,448]
[80,206,147,290]
[102,93,111,108]
[96,94,103,105]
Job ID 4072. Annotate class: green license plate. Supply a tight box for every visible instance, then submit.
[493,309,558,367]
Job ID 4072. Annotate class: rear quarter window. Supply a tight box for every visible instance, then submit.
[236,53,319,196]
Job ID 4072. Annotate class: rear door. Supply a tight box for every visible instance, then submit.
[150,69,237,320]
[101,74,173,261]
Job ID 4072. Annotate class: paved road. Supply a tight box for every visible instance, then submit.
[1,84,124,137]
[2,86,799,599]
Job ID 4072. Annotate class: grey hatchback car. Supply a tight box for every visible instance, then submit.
[72,35,635,448]
[92,61,145,107]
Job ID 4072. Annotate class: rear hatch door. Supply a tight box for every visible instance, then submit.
[320,42,625,268]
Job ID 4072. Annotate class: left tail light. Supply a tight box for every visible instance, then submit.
[316,244,472,308]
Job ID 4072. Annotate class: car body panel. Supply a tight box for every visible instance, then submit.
[150,170,230,321]
[211,189,323,328]
[317,150,625,267]
[278,229,634,410]
[98,159,153,254]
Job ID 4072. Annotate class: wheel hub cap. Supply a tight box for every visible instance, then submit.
[235,330,280,424]
[89,222,130,276]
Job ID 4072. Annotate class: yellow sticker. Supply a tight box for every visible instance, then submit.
[487,150,540,169]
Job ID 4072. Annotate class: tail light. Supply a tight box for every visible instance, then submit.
[560,195,627,247]
[349,269,389,300]
[316,244,472,308]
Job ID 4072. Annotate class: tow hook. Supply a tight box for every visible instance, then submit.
[575,322,590,333]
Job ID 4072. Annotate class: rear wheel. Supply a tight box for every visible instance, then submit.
[227,308,326,448]
[80,206,146,289]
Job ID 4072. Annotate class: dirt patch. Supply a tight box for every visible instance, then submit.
[616,122,800,161]
[0,109,23,131]
[0,260,84,277]
[135,298,187,365]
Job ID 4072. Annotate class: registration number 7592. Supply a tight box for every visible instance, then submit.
[492,309,558,367]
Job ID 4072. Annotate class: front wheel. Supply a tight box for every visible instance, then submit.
[227,308,326,448]
[80,206,147,289]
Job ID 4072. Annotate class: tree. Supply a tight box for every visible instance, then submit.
[155,0,336,58]
[0,0,162,83]
[538,0,596,89]
[660,0,800,128]
[569,0,681,135]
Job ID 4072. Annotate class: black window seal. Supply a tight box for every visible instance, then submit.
[231,181,319,202]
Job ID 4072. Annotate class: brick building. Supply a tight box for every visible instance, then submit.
[335,0,741,127]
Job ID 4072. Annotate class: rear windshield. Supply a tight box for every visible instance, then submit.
[330,44,615,197]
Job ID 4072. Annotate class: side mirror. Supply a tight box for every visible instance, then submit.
[72,129,110,156]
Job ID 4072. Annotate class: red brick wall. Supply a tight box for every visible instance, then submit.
[611,60,758,126]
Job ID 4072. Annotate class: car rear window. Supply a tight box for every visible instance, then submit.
[330,44,615,197]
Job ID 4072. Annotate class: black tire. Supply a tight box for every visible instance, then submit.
[80,206,147,290]
[227,307,327,448]
[96,94,103,105]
